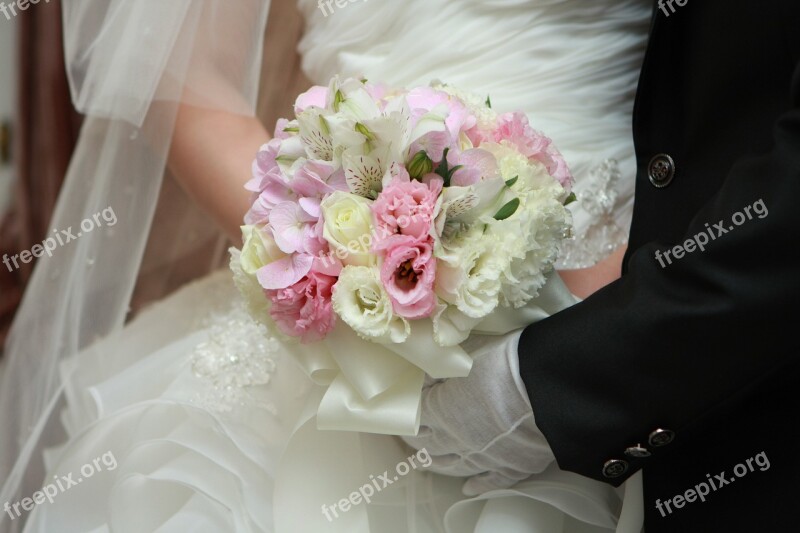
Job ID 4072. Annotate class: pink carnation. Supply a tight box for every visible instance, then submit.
[267,270,336,343]
[372,171,442,247]
[380,237,437,319]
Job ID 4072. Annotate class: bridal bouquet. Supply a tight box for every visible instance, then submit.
[231,77,574,434]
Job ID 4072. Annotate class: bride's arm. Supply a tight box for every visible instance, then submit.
[558,245,628,299]
[168,104,270,243]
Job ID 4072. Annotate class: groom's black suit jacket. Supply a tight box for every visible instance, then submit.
[519,2,800,531]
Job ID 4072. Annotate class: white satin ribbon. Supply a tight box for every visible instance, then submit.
[288,272,575,436]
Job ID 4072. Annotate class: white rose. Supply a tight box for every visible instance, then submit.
[332,266,409,343]
[239,225,286,275]
[321,191,376,267]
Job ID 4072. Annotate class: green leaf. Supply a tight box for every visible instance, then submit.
[564,192,577,206]
[435,147,452,185]
[447,165,464,181]
[485,95,492,109]
[282,126,300,133]
[494,198,520,221]
[505,176,518,188]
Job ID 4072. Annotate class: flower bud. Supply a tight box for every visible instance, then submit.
[407,151,433,180]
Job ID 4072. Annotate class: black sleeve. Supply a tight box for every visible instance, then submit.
[518,67,800,486]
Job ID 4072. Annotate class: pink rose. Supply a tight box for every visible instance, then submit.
[267,270,336,343]
[495,112,573,191]
[380,237,437,319]
[372,171,442,247]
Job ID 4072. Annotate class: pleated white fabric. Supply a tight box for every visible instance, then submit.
[14,0,653,531]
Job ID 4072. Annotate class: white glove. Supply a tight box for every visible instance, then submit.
[402,330,555,496]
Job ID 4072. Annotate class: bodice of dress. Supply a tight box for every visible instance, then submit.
[296,0,652,267]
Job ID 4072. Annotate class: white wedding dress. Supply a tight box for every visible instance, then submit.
[20,1,651,531]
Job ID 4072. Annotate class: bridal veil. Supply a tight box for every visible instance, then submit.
[0,1,271,526]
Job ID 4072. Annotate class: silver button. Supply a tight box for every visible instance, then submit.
[648,153,675,188]
[602,459,629,479]
[625,445,652,458]
[648,428,676,447]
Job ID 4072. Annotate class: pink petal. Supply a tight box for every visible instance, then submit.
[257,254,313,290]
[294,86,328,113]
[270,202,316,254]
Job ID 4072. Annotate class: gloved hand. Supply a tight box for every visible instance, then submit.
[402,329,556,496]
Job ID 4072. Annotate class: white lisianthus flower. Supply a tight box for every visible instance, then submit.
[333,266,410,343]
[239,225,286,275]
[321,191,376,266]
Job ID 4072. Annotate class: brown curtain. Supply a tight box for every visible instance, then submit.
[0,0,83,349]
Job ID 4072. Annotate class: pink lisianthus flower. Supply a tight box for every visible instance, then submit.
[380,237,437,319]
[495,112,573,190]
[267,270,336,343]
[371,171,442,247]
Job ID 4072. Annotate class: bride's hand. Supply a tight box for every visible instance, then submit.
[401,331,555,496]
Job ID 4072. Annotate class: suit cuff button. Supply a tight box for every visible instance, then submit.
[648,428,676,447]
[602,459,629,479]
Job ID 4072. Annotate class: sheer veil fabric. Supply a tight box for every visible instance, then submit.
[0,0,272,524]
